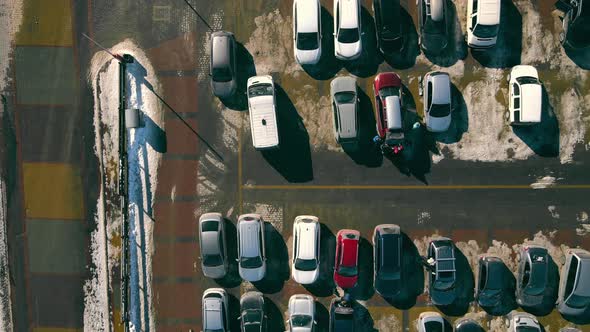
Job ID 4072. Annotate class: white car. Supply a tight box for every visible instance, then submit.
[292,216,321,284]
[418,312,446,332]
[293,0,322,65]
[466,0,501,48]
[508,65,542,126]
[334,0,362,60]
[237,214,267,282]
[509,313,542,332]
[422,71,452,132]
[247,76,280,150]
[287,294,316,332]
[202,288,230,332]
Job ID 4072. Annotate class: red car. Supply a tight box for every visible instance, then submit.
[373,72,404,145]
[334,229,360,289]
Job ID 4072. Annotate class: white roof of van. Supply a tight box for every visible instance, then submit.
[520,84,542,123]
[296,222,317,260]
[249,95,279,148]
[340,0,359,29]
[239,220,261,257]
[385,96,402,130]
[478,0,501,26]
[296,0,319,33]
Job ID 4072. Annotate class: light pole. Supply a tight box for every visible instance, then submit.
[182,0,214,31]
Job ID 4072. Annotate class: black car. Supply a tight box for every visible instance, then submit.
[373,0,404,54]
[239,291,266,332]
[329,298,354,332]
[516,245,556,312]
[427,238,457,305]
[455,318,485,332]
[417,0,449,54]
[555,0,590,49]
[476,256,515,315]
[372,224,403,298]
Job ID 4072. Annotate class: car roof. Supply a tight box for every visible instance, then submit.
[385,96,402,130]
[296,221,318,260]
[478,0,501,25]
[428,72,451,105]
[339,0,359,29]
[204,297,224,329]
[201,231,221,256]
[296,0,319,33]
[338,230,359,266]
[211,32,232,69]
[239,219,261,257]
[379,233,401,269]
[519,84,542,123]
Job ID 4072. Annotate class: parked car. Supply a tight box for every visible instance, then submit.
[237,214,266,282]
[373,0,404,54]
[557,249,590,319]
[330,76,359,147]
[417,0,449,54]
[292,215,321,284]
[334,0,363,60]
[334,229,360,289]
[455,318,484,332]
[329,297,354,332]
[475,256,515,314]
[422,71,452,132]
[293,0,322,65]
[198,212,227,279]
[508,65,542,126]
[202,288,230,332]
[555,0,590,49]
[247,75,279,150]
[373,72,403,141]
[288,294,316,332]
[210,31,237,99]
[240,291,266,332]
[509,312,542,332]
[466,0,501,48]
[373,224,403,298]
[418,312,445,332]
[428,237,457,305]
[516,245,555,309]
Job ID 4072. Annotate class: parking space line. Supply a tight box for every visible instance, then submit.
[242,184,590,190]
[238,113,244,215]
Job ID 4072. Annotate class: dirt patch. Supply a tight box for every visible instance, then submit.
[374,313,403,332]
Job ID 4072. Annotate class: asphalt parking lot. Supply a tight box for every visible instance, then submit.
[151,0,590,331]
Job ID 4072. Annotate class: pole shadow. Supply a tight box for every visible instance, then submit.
[304,223,336,297]
[382,7,420,69]
[219,42,257,111]
[261,85,313,183]
[253,222,289,294]
[345,7,382,78]
[513,85,560,158]
[301,7,343,80]
[436,246,475,316]
[471,0,522,68]
[343,88,383,167]
[214,218,242,288]
[265,296,286,332]
[314,301,330,332]
[425,0,468,66]
[228,292,241,332]
[384,232,424,309]
[434,83,468,144]
[352,300,377,331]
[399,125,438,184]
[350,237,375,300]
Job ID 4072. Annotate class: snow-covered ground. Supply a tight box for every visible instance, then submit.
[0,0,22,93]
[86,40,164,332]
[0,180,14,332]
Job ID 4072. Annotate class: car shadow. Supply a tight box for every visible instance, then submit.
[524,255,560,316]
[253,222,289,294]
[351,237,375,300]
[265,296,286,332]
[382,7,420,69]
[564,47,590,70]
[345,6,382,78]
[304,223,337,297]
[228,292,241,332]
[513,85,559,158]
[471,0,522,68]
[437,247,475,316]
[214,218,242,288]
[343,87,383,167]
[219,42,256,111]
[425,0,468,66]
[396,124,438,184]
[352,300,377,331]
[384,232,424,309]
[480,261,517,316]
[301,6,343,80]
[434,83,468,144]
[261,85,314,183]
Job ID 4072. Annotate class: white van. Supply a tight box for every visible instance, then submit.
[466,0,501,48]
[247,75,280,150]
[508,65,542,125]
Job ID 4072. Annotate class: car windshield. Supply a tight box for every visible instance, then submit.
[516,327,540,332]
[248,83,273,98]
[379,86,400,99]
[474,24,499,38]
[566,294,590,308]
[297,32,319,50]
[516,76,539,85]
[203,254,223,267]
[335,92,356,104]
[338,28,359,43]
[338,265,358,277]
[290,314,312,327]
[435,272,455,290]
[294,258,317,271]
[212,67,232,82]
[241,255,263,268]
[205,329,224,332]
[429,103,450,117]
[424,321,443,332]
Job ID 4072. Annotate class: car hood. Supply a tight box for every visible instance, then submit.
[518,291,544,307]
[334,274,357,289]
[293,268,319,284]
[375,277,402,297]
[212,79,236,99]
[335,41,362,59]
[202,264,226,279]
[430,287,457,305]
[479,289,502,307]
[296,48,322,65]
[240,264,266,282]
[426,113,451,132]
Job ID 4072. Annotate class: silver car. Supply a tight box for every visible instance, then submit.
[237,214,267,282]
[202,288,230,332]
[198,213,227,279]
[509,312,542,332]
[422,71,452,133]
[557,249,590,319]
[210,31,237,99]
[288,294,316,332]
[330,76,359,146]
[418,312,445,332]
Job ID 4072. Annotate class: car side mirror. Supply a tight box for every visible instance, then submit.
[314,320,318,325]
[235,258,240,262]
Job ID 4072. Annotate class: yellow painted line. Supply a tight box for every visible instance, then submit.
[23,162,84,220]
[113,309,124,332]
[16,0,73,46]
[33,328,82,332]
[243,184,590,190]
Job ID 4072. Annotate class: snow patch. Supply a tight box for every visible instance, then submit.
[0,180,14,332]
[373,312,403,332]
[530,176,557,189]
[547,205,560,219]
[556,88,585,164]
[293,85,340,152]
[245,203,284,233]
[417,211,431,225]
[0,0,22,93]
[576,211,590,236]
[487,315,510,332]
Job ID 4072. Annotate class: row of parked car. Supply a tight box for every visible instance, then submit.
[198,213,590,327]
